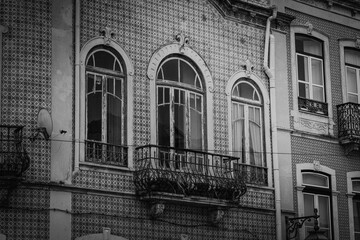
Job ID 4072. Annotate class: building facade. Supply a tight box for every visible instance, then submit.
[0,0,360,240]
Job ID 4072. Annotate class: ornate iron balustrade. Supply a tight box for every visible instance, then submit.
[133,145,269,203]
[85,140,128,167]
[0,125,30,178]
[298,97,328,116]
[337,102,360,145]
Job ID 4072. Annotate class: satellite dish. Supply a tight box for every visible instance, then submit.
[36,108,53,140]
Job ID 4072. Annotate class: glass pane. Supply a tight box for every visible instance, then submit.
[348,94,359,104]
[190,93,195,109]
[319,196,330,229]
[347,67,358,94]
[249,120,262,166]
[87,92,102,141]
[164,88,170,103]
[196,95,201,112]
[313,86,324,102]
[107,78,114,94]
[239,82,254,100]
[353,181,360,192]
[232,103,245,160]
[96,76,102,91]
[345,48,360,66]
[311,59,323,85]
[304,194,315,227]
[195,76,202,90]
[298,82,309,99]
[87,74,94,93]
[157,68,163,80]
[297,55,309,82]
[158,87,163,105]
[174,103,185,149]
[162,59,178,82]
[107,95,122,145]
[190,109,202,150]
[180,60,196,86]
[355,233,360,240]
[158,104,170,147]
[232,85,240,98]
[353,199,360,232]
[115,79,122,99]
[296,35,323,56]
[114,60,122,72]
[303,173,329,187]
[87,55,94,66]
[93,51,115,70]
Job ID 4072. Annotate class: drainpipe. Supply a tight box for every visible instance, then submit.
[72,0,80,178]
[264,6,282,240]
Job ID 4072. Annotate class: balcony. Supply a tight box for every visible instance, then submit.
[337,102,360,155]
[85,140,128,167]
[134,145,267,207]
[298,97,328,116]
[0,125,30,180]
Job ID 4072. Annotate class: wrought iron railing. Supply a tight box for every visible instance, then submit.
[0,125,30,178]
[134,145,267,203]
[85,140,128,167]
[298,97,328,115]
[337,102,360,143]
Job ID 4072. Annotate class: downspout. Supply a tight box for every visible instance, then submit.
[264,6,282,240]
[72,0,80,178]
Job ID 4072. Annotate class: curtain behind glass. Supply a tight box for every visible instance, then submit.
[249,107,262,166]
[232,103,245,162]
[107,95,122,145]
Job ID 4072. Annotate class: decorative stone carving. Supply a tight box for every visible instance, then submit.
[356,36,360,49]
[210,209,225,225]
[299,118,328,135]
[305,21,313,35]
[180,234,189,240]
[175,33,190,53]
[313,160,322,172]
[243,59,254,77]
[100,27,115,45]
[149,202,165,218]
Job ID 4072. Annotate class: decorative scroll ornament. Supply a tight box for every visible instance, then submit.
[180,234,189,240]
[100,27,115,45]
[327,0,333,9]
[210,209,225,225]
[243,59,254,77]
[175,33,190,53]
[356,36,360,49]
[305,21,313,35]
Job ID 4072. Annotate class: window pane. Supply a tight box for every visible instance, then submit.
[353,180,360,192]
[114,60,122,72]
[299,82,309,99]
[353,199,360,232]
[296,35,323,56]
[239,82,254,100]
[303,173,329,187]
[158,104,170,147]
[297,55,309,82]
[232,103,245,160]
[93,51,115,70]
[318,196,330,229]
[313,86,324,102]
[115,78,122,99]
[107,95,122,145]
[347,67,358,94]
[190,108,202,150]
[180,60,196,86]
[311,59,323,86]
[249,120,262,166]
[96,76,102,91]
[174,103,185,149]
[87,74,94,93]
[162,59,178,82]
[87,92,102,141]
[304,194,315,227]
[107,78,114,94]
[345,48,360,66]
[348,94,359,104]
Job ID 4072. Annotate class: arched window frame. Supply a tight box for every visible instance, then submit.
[296,163,339,240]
[290,26,334,136]
[347,171,360,240]
[225,71,272,187]
[75,37,134,170]
[147,43,214,151]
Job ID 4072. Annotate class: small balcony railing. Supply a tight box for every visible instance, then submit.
[298,97,328,116]
[85,140,128,167]
[134,145,267,203]
[0,125,30,178]
[337,103,360,149]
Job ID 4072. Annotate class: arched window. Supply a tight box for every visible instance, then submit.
[156,56,204,151]
[231,80,263,167]
[85,46,127,166]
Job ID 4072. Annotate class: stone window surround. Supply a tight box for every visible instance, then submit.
[346,171,360,240]
[290,25,335,136]
[296,162,339,240]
